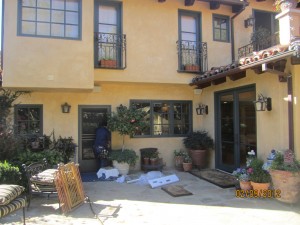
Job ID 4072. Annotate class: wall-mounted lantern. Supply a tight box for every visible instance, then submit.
[253,94,272,111]
[196,104,208,115]
[244,16,255,28]
[61,102,71,113]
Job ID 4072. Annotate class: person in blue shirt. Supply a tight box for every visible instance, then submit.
[93,121,111,168]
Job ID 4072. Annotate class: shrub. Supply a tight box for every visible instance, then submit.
[0,161,22,185]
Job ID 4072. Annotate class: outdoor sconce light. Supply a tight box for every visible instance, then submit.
[61,102,71,113]
[196,104,208,115]
[253,94,272,111]
[244,16,255,28]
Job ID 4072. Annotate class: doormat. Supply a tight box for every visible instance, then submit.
[189,169,237,188]
[80,172,117,182]
[161,185,193,197]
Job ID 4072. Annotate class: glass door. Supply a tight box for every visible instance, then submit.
[215,86,256,172]
[78,105,110,172]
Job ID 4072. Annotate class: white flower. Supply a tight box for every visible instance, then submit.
[248,150,255,156]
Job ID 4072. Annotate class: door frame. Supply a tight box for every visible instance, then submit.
[78,105,111,172]
[214,84,256,172]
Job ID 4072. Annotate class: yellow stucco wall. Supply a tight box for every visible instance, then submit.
[2,0,94,89]
[5,0,296,169]
[16,82,197,169]
[198,59,300,162]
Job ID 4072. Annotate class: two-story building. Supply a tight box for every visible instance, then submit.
[1,0,300,172]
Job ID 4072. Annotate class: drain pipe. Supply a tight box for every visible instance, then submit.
[230,2,248,62]
[287,75,294,150]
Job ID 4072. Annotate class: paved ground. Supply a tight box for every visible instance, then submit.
[1,169,300,225]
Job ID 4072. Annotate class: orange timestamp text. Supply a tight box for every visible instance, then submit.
[235,189,281,198]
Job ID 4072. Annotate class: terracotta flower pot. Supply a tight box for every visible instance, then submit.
[182,162,192,172]
[250,181,270,192]
[174,156,184,171]
[239,181,252,190]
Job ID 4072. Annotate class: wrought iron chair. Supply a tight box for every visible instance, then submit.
[23,158,58,208]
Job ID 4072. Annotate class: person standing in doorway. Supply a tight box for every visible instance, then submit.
[93,121,111,168]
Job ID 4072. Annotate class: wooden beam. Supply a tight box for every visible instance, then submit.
[185,0,195,6]
[210,1,220,10]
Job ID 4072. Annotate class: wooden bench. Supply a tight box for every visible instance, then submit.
[23,159,58,208]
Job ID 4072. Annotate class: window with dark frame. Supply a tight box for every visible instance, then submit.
[213,14,230,42]
[15,105,43,136]
[131,100,192,137]
[18,0,81,39]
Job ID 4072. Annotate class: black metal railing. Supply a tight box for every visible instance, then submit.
[94,32,126,69]
[177,40,208,73]
[238,33,280,59]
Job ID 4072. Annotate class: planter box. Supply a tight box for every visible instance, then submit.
[184,65,200,72]
[99,59,117,68]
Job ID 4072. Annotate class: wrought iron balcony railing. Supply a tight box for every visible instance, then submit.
[238,33,280,59]
[177,40,208,73]
[94,32,126,69]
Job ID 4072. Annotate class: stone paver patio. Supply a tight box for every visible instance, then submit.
[1,169,300,225]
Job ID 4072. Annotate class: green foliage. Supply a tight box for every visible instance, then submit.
[183,130,214,150]
[109,149,138,166]
[0,161,22,185]
[0,88,30,123]
[55,136,76,164]
[270,151,300,172]
[14,149,64,166]
[107,104,148,150]
[183,154,192,163]
[174,149,185,157]
[248,158,271,183]
[0,125,24,161]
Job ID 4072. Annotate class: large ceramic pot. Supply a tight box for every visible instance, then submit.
[189,149,207,169]
[269,169,300,203]
[112,160,130,175]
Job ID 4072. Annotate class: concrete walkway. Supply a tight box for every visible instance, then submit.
[1,169,300,225]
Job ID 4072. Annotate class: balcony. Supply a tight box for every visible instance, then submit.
[94,32,126,69]
[177,40,208,74]
[238,33,280,59]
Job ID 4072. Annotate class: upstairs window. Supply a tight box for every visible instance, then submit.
[213,14,230,42]
[18,0,81,39]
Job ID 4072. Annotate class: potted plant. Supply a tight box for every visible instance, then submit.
[109,149,138,175]
[99,57,117,68]
[232,168,252,190]
[182,154,193,172]
[107,104,147,174]
[184,64,200,72]
[248,157,271,192]
[183,130,214,169]
[174,149,185,171]
[149,151,159,165]
[269,149,300,203]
